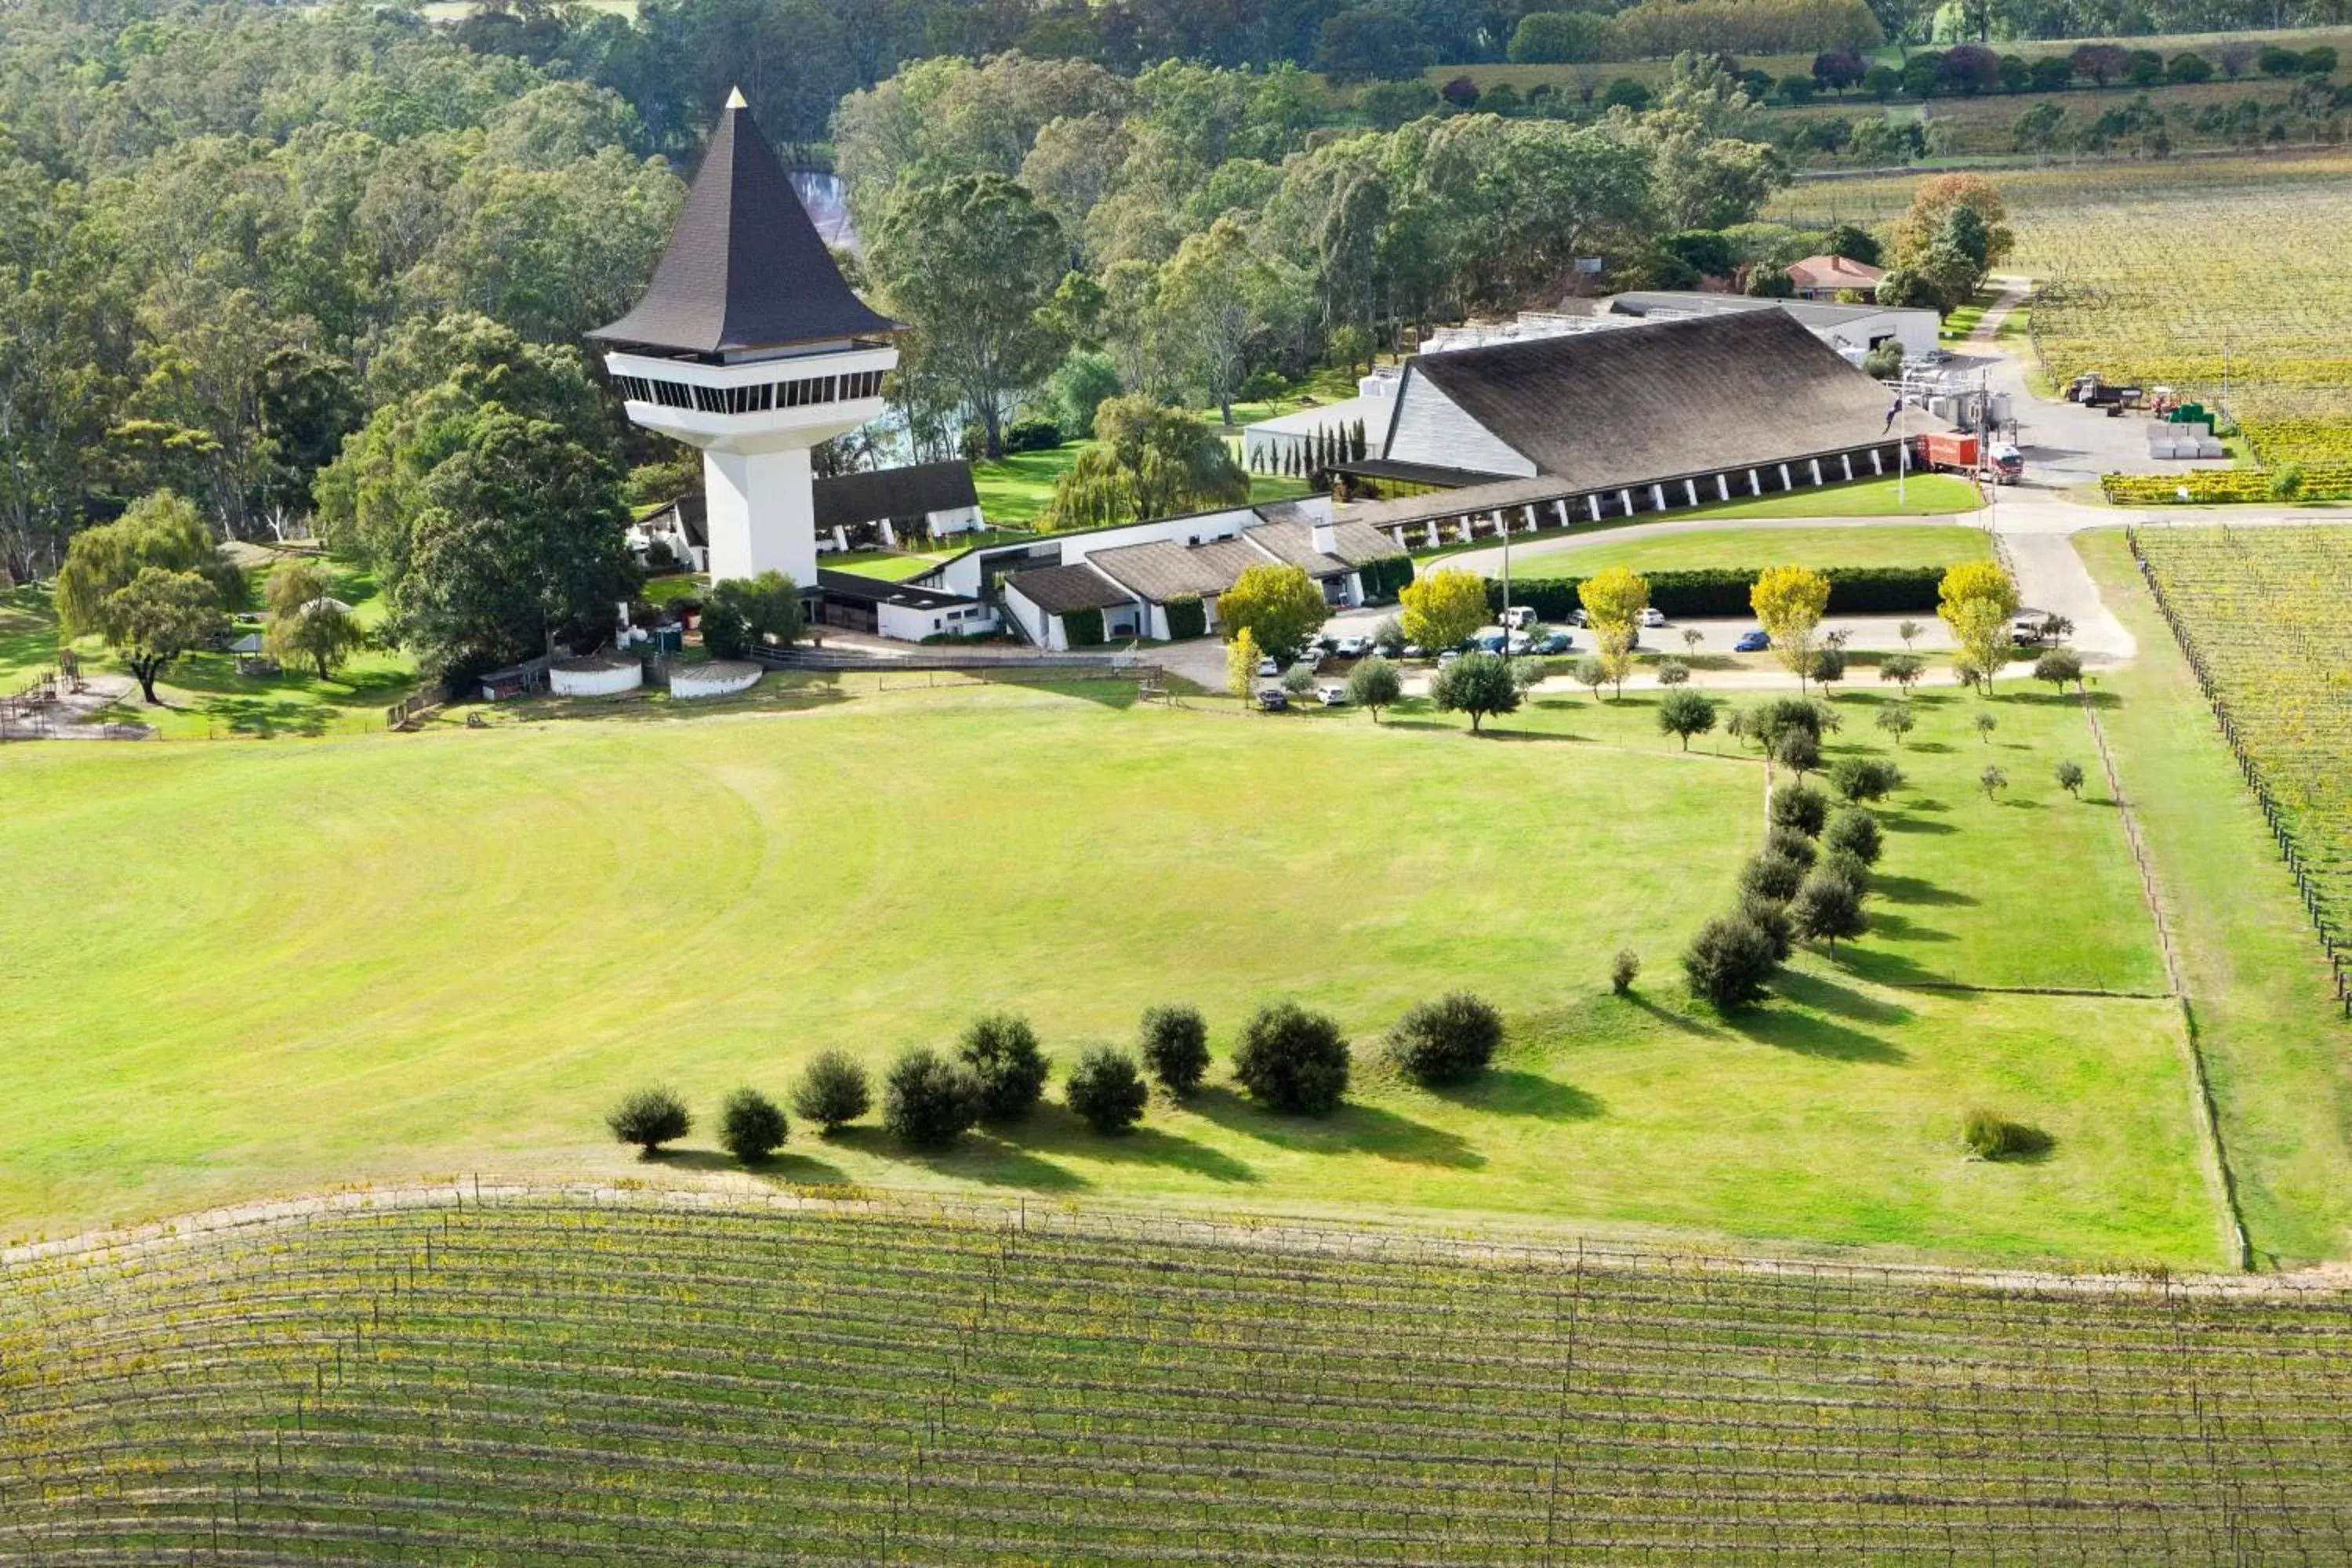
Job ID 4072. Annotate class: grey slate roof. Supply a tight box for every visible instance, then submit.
[1406,311,1907,494]
[1001,563,1137,615]
[1083,538,1268,601]
[590,94,898,358]
[812,462,978,529]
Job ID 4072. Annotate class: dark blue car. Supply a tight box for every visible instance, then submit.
[1734,630,1771,652]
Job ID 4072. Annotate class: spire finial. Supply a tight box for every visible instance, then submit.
[724,85,748,110]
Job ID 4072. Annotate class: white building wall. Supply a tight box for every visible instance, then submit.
[875,600,998,642]
[1382,372,1540,477]
[1000,583,1062,651]
[927,504,985,535]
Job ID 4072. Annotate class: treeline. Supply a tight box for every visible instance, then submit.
[0,0,680,580]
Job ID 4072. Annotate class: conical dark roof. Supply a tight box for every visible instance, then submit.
[590,90,898,358]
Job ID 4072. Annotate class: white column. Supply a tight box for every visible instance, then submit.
[1389,526,1407,551]
[1588,495,1603,521]
[703,445,818,586]
[1523,507,1537,535]
[1457,517,1472,544]
[1871,449,1884,475]
[1650,483,1667,511]
[1554,499,1570,529]
[1425,521,1440,550]
[1809,459,1824,486]
[1716,474,1730,502]
[1685,479,1700,508]
[1841,453,1854,481]
[878,517,897,547]
[1778,463,1793,490]
[1748,469,1762,495]
[1618,488,1635,515]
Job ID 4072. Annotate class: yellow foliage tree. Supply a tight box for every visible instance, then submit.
[1750,565,1831,690]
[1399,566,1487,652]
[1938,559,2019,689]
[1226,625,1262,699]
[1577,566,1650,696]
[1218,562,1327,659]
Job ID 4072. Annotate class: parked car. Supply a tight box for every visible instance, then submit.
[1472,630,1507,653]
[1256,655,1279,677]
[1640,608,1667,629]
[1334,635,1368,659]
[2011,617,2045,647]
[1317,683,1348,706]
[1505,633,1531,655]
[1401,643,1426,659]
[1570,608,1590,627]
[1533,631,1573,655]
[1437,649,1462,666]
[1734,630,1770,652]
[1501,605,1537,631]
[1258,688,1288,711]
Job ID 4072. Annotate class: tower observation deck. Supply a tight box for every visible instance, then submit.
[590,89,899,587]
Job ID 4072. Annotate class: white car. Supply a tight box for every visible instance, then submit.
[1641,608,1668,628]
[1255,655,1279,677]
[1437,648,1462,666]
[1334,635,1368,659]
[1317,683,1348,706]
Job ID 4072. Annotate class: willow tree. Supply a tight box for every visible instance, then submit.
[1041,395,1246,530]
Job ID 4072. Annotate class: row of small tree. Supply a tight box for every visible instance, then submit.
[1681,702,1890,1010]
[606,993,1526,1161]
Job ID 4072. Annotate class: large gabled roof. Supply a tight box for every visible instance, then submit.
[1405,311,1907,494]
[590,90,898,359]
[812,462,978,529]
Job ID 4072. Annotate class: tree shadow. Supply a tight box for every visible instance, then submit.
[1732,1006,1908,1064]
[829,1124,1091,1192]
[662,1147,853,1185]
[1867,910,1954,942]
[1017,1104,1257,1182]
[996,675,1140,710]
[1186,1086,1483,1168]
[1432,1069,1601,1122]
[1834,943,1948,989]
[1619,991,1720,1038]
[1775,969,1915,1025]
[1907,741,1955,753]
[1875,874,1977,906]
[1880,812,1958,835]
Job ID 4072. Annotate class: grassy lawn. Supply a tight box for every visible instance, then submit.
[1508,523,1992,581]
[0,581,61,690]
[822,550,939,582]
[2078,530,2352,1267]
[1672,473,1985,521]
[0,668,2225,1268]
[971,445,1082,527]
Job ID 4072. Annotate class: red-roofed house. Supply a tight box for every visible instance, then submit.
[1785,254,1886,301]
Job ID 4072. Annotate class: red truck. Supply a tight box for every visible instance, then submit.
[1914,430,1980,472]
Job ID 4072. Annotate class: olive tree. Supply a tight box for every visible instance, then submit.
[1432,651,1520,732]
[719,1087,788,1163]
[1382,993,1503,1087]
[607,1086,691,1156]
[1231,1000,1350,1114]
[790,1051,872,1134]
[1065,1045,1150,1133]
[1138,1004,1210,1094]
[958,1013,1050,1121]
[1346,655,1402,720]
[1656,687,1715,749]
[884,1047,984,1147]
[1682,914,1781,1011]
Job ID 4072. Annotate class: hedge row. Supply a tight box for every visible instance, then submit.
[1062,605,1106,647]
[1486,565,1948,621]
[2103,467,2352,506]
[1358,555,1416,602]
[1163,595,1207,641]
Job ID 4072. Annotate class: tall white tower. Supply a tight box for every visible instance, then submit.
[591,89,899,587]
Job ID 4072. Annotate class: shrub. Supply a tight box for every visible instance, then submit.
[1347,655,1403,720]
[1790,870,1867,951]
[1769,782,1830,836]
[1432,649,1521,731]
[1740,849,1807,902]
[1962,1107,2053,1160]
[1822,806,1882,866]
[1980,763,2009,799]
[1682,914,1781,1011]
[1657,686,1715,749]
[607,1086,691,1155]
[1138,1004,1211,1094]
[1973,710,1998,742]
[1765,825,1817,867]
[958,1012,1050,1121]
[1383,993,1504,1087]
[1064,1045,1150,1133]
[1611,947,1640,994]
[2034,647,2082,691]
[1828,756,1904,803]
[719,1087,788,1163]
[883,1047,983,1147]
[1875,701,1915,746]
[701,571,803,659]
[1004,416,1063,452]
[1773,728,1820,778]
[2056,758,2086,797]
[1738,891,1795,961]
[791,1050,872,1133]
[1232,1000,1350,1114]
[1819,847,1872,895]
[1655,655,1690,686]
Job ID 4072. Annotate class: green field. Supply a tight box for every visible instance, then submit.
[975,442,1313,528]
[6,1194,2344,1563]
[0,661,2230,1267]
[1508,521,1991,580]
